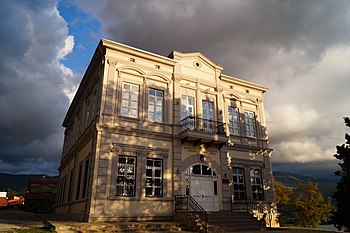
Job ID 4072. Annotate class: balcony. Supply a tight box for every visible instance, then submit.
[180,116,228,146]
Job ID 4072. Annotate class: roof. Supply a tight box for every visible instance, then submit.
[28,178,57,185]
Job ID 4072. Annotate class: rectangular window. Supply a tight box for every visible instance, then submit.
[116,156,136,197]
[228,107,240,135]
[202,100,214,133]
[232,167,246,200]
[148,89,163,122]
[245,111,256,138]
[60,176,67,204]
[82,159,89,198]
[250,168,264,201]
[181,96,194,119]
[68,170,74,202]
[121,82,139,118]
[76,163,83,200]
[145,159,163,197]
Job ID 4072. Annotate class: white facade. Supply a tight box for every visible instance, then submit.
[56,39,276,223]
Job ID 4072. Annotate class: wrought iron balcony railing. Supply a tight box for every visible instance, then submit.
[181,116,226,135]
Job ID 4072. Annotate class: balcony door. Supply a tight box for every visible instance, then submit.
[181,96,195,130]
[202,100,214,133]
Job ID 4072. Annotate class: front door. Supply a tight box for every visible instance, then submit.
[186,164,219,212]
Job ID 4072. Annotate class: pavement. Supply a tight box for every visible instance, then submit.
[0,210,340,233]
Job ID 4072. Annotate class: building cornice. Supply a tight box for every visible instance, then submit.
[101,39,176,66]
[220,74,268,93]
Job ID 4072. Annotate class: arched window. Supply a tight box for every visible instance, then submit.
[185,164,217,176]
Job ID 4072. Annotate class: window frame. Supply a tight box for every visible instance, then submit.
[232,167,246,200]
[181,95,195,120]
[145,158,163,198]
[115,155,137,197]
[250,168,264,201]
[147,88,164,122]
[244,111,256,138]
[228,107,240,135]
[121,82,140,118]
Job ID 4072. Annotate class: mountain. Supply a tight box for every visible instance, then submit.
[0,173,58,196]
[273,171,338,199]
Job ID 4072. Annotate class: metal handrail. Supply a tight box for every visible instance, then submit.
[231,196,273,229]
[181,116,226,135]
[174,194,208,232]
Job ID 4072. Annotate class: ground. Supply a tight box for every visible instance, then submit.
[0,210,339,233]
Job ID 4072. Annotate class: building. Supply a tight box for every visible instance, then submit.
[56,39,277,226]
[25,177,57,212]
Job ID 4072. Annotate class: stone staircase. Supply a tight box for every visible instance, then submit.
[207,211,266,232]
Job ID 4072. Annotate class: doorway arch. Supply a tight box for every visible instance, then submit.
[185,164,219,211]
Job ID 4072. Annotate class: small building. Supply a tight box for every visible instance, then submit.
[25,177,57,212]
[56,39,277,226]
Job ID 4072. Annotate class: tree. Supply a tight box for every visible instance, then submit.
[274,179,294,225]
[333,117,350,232]
[274,179,293,205]
[294,182,334,228]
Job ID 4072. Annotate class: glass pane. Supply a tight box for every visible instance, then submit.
[131,94,138,101]
[130,101,137,109]
[202,165,212,175]
[155,170,161,177]
[126,167,134,174]
[123,83,130,90]
[146,187,152,196]
[127,158,134,164]
[155,188,161,196]
[121,108,128,115]
[154,160,162,167]
[233,177,238,183]
[126,186,134,196]
[130,109,137,117]
[119,157,126,164]
[214,181,218,195]
[146,169,152,177]
[156,91,163,97]
[118,166,125,174]
[149,89,155,96]
[154,179,161,186]
[146,178,153,186]
[121,99,129,107]
[131,85,139,92]
[116,186,124,196]
[146,160,153,166]
[192,165,201,174]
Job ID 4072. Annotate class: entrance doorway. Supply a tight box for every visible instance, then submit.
[185,164,219,211]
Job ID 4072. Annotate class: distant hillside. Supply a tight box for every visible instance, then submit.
[273,171,338,198]
[0,173,58,196]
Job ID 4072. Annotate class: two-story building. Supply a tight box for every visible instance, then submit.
[56,39,276,225]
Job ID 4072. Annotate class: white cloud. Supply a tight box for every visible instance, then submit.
[58,35,75,60]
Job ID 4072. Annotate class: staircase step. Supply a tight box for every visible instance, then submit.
[207,211,265,232]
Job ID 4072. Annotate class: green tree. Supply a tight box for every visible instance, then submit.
[333,117,350,232]
[274,179,293,205]
[294,182,334,228]
[274,179,294,225]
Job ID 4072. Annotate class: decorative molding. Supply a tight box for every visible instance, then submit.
[111,143,169,158]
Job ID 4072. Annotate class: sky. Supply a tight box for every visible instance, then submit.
[0,0,349,178]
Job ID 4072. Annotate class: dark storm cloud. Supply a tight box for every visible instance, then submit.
[0,0,76,175]
[71,0,350,176]
[73,0,350,79]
